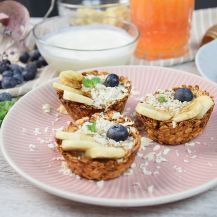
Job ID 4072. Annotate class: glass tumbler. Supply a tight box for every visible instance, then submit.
[131,0,195,60]
[58,0,130,21]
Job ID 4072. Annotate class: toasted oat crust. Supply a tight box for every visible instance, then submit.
[56,111,141,180]
[56,71,132,120]
[137,85,215,145]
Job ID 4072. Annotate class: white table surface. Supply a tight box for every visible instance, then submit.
[1,61,217,217]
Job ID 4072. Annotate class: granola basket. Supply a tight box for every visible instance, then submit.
[56,71,132,120]
[56,111,141,180]
[137,85,215,145]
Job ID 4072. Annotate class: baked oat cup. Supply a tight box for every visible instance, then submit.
[53,70,131,120]
[55,111,141,180]
[136,85,215,145]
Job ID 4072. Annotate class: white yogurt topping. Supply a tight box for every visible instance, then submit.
[78,112,134,151]
[82,75,128,108]
[145,89,191,115]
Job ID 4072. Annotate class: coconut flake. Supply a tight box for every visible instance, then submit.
[29,144,36,151]
[185,142,195,147]
[155,154,167,164]
[141,137,153,147]
[153,145,161,151]
[131,163,136,168]
[112,112,121,120]
[33,128,41,136]
[163,148,170,155]
[132,182,141,188]
[142,167,152,175]
[173,165,183,173]
[42,104,51,113]
[52,156,64,161]
[124,168,134,176]
[48,143,56,151]
[172,121,177,128]
[43,127,48,133]
[143,152,155,161]
[59,162,74,176]
[96,180,104,189]
[137,152,144,158]
[147,185,154,194]
[190,155,197,159]
[153,171,160,175]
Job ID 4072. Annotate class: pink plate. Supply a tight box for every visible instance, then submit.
[1,66,217,207]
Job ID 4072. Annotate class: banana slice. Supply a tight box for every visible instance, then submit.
[63,90,94,105]
[62,140,101,151]
[195,96,214,119]
[56,131,94,141]
[60,70,83,81]
[53,82,82,95]
[173,100,203,122]
[60,78,81,89]
[136,102,172,121]
[85,147,126,159]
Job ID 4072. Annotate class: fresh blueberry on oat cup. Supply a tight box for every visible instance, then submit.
[53,70,132,120]
[106,125,129,142]
[136,85,214,145]
[55,111,141,180]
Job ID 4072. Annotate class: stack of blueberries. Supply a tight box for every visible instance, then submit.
[0,49,47,89]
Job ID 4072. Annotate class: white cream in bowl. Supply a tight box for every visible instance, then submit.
[37,25,137,71]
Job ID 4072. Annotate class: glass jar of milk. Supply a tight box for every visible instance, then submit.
[33,15,139,71]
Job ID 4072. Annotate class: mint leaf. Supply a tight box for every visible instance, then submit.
[0,100,16,126]
[158,96,167,103]
[91,77,101,86]
[82,78,93,88]
[87,122,97,132]
[82,77,101,88]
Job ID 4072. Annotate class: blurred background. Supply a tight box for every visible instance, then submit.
[8,0,217,17]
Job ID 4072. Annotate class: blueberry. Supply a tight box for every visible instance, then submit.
[10,64,23,73]
[104,74,119,87]
[1,77,17,89]
[4,59,11,65]
[11,65,24,83]
[29,50,41,61]
[19,52,30,63]
[2,59,11,65]
[40,57,48,66]
[2,70,13,77]
[174,88,193,102]
[0,92,12,102]
[13,72,23,84]
[106,125,129,142]
[0,59,11,73]
[35,56,48,68]
[23,62,37,81]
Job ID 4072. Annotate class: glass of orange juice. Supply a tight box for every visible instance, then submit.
[131,0,195,60]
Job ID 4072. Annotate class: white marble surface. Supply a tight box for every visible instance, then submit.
[1,61,217,217]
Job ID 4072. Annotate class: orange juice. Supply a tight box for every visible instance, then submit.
[131,0,195,60]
